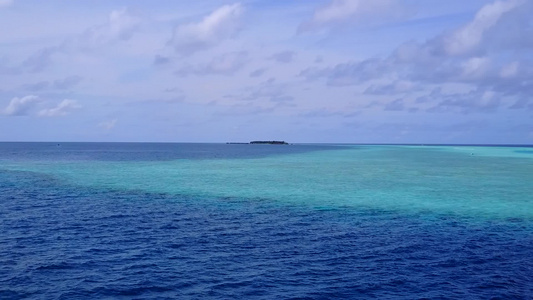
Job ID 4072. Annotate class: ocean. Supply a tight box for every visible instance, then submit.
[1,142,532,299]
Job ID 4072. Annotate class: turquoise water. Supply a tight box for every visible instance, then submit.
[3,144,532,219]
[1,143,532,299]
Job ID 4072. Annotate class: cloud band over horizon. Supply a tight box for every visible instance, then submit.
[1,0,532,143]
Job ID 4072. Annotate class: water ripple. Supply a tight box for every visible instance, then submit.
[1,169,532,299]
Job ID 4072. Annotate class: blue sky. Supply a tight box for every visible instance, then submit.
[0,0,531,143]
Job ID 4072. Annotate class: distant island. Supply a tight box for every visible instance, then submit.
[227,141,289,145]
[250,141,288,145]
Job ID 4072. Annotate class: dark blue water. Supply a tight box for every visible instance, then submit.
[0,142,341,162]
[1,143,532,299]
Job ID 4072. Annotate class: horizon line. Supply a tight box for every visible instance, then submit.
[0,141,532,147]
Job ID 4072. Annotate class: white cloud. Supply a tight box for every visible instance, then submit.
[299,0,402,32]
[169,3,243,55]
[175,51,248,76]
[13,8,142,74]
[500,61,518,78]
[441,0,523,55]
[3,95,40,116]
[460,56,490,79]
[98,119,118,130]
[38,99,81,117]
[76,8,142,49]
[304,0,533,100]
[109,9,141,40]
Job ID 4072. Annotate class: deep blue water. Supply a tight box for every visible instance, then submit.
[1,143,532,299]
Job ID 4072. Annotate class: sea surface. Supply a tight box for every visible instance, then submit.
[1,142,532,299]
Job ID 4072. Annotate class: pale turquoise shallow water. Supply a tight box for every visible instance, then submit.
[3,144,532,219]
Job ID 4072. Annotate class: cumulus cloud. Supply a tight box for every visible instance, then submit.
[299,0,404,32]
[75,8,142,49]
[3,95,40,116]
[438,0,524,56]
[108,9,141,40]
[14,8,142,74]
[38,99,81,117]
[169,3,243,55]
[175,51,248,76]
[301,0,533,113]
[398,1,532,67]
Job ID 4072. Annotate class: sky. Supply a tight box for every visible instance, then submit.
[0,0,532,143]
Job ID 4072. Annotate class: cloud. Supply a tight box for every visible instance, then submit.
[98,119,118,130]
[3,95,40,116]
[38,99,81,117]
[229,78,295,105]
[164,87,184,94]
[153,55,171,66]
[460,56,491,79]
[299,108,359,118]
[21,46,59,73]
[299,0,404,32]
[300,58,391,86]
[21,81,49,92]
[508,98,533,110]
[426,88,501,114]
[19,76,82,92]
[363,87,507,115]
[269,51,296,63]
[13,8,142,74]
[437,0,524,56]
[74,8,142,49]
[384,99,405,111]
[175,51,248,76]
[169,3,243,55]
[394,1,532,71]
[270,95,294,103]
[249,68,266,77]
[499,61,518,78]
[215,103,275,117]
[301,0,533,111]
[364,80,419,95]
[53,75,83,89]
[108,8,142,40]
